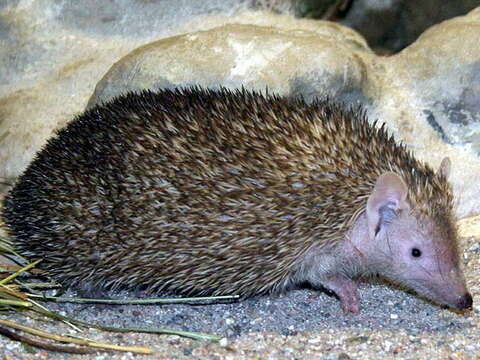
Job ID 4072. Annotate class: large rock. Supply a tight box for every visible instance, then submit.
[389,10,480,149]
[87,22,372,108]
[0,2,479,218]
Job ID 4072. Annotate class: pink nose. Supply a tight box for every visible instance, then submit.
[455,293,473,310]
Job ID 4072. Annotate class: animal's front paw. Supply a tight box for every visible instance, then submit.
[322,276,360,314]
[341,294,359,314]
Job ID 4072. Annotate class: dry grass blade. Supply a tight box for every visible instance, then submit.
[0,259,41,309]
[1,283,28,300]
[0,299,31,307]
[32,294,239,305]
[0,325,97,354]
[0,235,14,253]
[32,305,222,342]
[0,319,152,354]
[0,259,41,286]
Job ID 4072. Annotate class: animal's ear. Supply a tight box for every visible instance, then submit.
[438,157,451,179]
[366,172,409,240]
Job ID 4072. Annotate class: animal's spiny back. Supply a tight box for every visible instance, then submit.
[3,87,455,295]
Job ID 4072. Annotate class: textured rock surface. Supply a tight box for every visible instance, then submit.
[87,22,372,108]
[390,13,480,148]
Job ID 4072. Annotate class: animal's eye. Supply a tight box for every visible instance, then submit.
[411,248,422,257]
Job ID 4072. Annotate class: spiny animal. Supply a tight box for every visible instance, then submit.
[3,87,472,313]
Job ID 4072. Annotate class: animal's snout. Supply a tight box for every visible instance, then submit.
[455,292,473,310]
